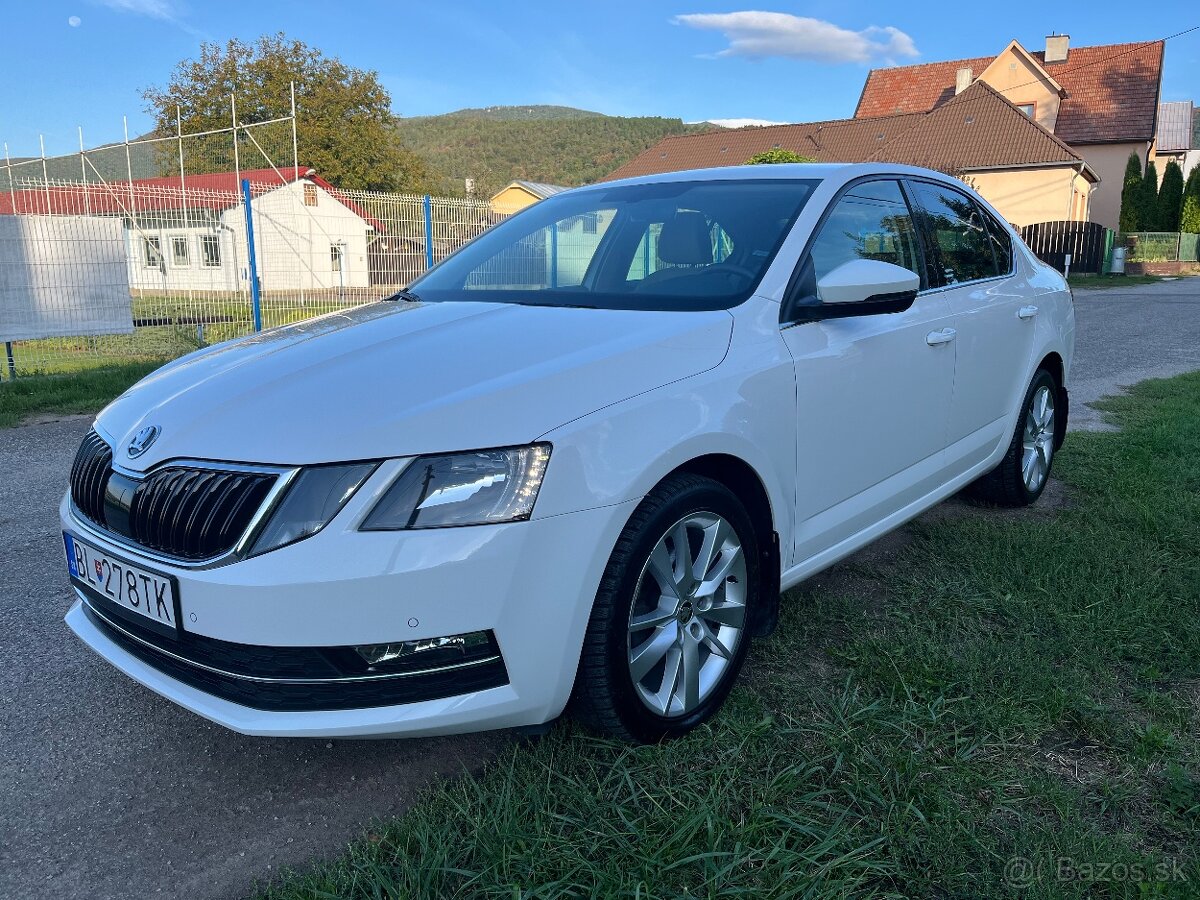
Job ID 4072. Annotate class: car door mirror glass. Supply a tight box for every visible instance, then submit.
[816,259,920,305]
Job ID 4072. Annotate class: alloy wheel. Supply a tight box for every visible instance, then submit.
[626,512,747,717]
[1022,385,1056,492]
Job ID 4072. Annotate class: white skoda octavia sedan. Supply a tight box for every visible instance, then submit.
[63,164,1073,742]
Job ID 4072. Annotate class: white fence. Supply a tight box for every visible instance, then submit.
[0,175,505,375]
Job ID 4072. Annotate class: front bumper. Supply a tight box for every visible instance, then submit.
[62,481,635,738]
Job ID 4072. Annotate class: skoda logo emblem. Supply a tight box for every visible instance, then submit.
[127,425,161,458]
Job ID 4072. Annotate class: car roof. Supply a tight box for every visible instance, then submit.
[574,162,961,194]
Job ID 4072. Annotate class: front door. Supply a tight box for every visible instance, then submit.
[779,179,956,565]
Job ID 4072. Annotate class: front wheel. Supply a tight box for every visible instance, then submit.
[967,368,1059,506]
[570,473,761,743]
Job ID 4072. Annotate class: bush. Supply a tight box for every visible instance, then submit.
[1140,160,1161,231]
[1182,167,1200,234]
[1158,161,1185,232]
[1119,152,1143,231]
[744,148,814,165]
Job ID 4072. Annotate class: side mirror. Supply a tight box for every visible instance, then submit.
[816,258,920,305]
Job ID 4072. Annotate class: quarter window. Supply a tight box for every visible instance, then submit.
[807,180,922,283]
[981,208,1013,274]
[909,182,999,285]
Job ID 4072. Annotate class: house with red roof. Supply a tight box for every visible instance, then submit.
[606,36,1163,231]
[0,166,381,294]
[854,35,1164,229]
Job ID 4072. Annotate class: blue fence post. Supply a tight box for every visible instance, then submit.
[241,179,262,333]
[423,194,434,272]
[550,222,558,288]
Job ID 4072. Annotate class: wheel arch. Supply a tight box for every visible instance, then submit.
[1035,350,1069,450]
[659,453,781,637]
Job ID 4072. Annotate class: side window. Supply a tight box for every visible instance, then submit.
[910,182,999,285]
[807,180,922,285]
[981,207,1014,274]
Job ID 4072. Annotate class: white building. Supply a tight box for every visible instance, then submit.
[1,167,378,296]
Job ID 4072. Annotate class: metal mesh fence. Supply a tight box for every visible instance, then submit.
[0,174,505,377]
[1117,232,1185,262]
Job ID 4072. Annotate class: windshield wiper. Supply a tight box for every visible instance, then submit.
[383,288,423,303]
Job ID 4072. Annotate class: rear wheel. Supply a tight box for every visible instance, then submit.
[570,474,760,743]
[967,368,1058,506]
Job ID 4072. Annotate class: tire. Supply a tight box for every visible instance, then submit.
[967,368,1059,507]
[570,473,761,743]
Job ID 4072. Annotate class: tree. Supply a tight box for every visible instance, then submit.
[1139,160,1161,231]
[744,148,814,165]
[1119,152,1143,231]
[143,34,429,192]
[1158,160,1185,232]
[1182,167,1200,234]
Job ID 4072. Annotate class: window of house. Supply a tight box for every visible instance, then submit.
[143,236,163,269]
[1015,102,1036,118]
[807,180,922,283]
[909,181,999,285]
[304,183,318,207]
[170,235,190,267]
[330,244,344,273]
[199,234,222,268]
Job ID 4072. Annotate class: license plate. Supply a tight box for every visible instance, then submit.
[64,532,179,633]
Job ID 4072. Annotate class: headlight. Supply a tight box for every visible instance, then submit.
[361,444,551,530]
[249,462,377,556]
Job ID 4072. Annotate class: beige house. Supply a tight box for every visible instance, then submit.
[489,180,568,215]
[854,36,1164,229]
[605,80,1097,228]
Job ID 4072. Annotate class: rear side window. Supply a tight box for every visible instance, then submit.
[909,182,999,286]
[807,180,922,283]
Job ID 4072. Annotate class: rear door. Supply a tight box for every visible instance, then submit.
[780,178,956,564]
[906,180,1035,475]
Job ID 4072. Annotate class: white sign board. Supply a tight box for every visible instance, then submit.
[0,215,133,340]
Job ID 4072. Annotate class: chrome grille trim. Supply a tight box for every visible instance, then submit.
[67,430,300,569]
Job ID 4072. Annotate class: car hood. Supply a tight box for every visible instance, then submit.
[95,300,733,469]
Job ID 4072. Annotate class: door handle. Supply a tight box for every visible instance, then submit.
[926,328,956,346]
[1018,305,1039,320]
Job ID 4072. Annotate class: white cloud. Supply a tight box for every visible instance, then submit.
[700,118,788,128]
[674,11,918,65]
[68,15,82,26]
[95,0,180,18]
[92,0,207,38]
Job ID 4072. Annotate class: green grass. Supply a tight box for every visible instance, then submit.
[1067,274,1175,290]
[257,372,1200,899]
[0,361,163,427]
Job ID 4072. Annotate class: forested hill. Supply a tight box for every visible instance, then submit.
[395,106,715,197]
[7,106,715,198]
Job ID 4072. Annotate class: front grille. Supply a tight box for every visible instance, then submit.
[69,430,277,561]
[82,598,510,712]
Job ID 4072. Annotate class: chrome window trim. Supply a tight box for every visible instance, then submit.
[68,462,301,571]
[83,595,504,685]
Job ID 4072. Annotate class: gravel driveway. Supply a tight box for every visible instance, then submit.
[2,278,1197,899]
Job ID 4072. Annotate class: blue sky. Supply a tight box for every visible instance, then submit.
[2,0,1198,157]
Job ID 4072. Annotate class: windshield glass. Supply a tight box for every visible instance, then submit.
[409,178,819,311]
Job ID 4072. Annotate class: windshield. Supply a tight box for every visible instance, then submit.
[409,178,819,311]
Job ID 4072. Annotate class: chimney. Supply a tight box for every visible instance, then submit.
[1045,33,1069,63]
[955,67,973,95]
